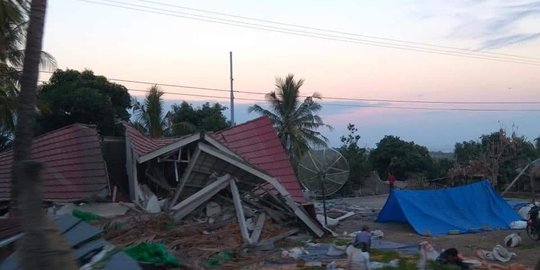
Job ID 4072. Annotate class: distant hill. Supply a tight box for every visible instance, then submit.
[429,151,455,160]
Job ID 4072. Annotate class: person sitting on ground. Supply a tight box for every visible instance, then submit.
[436,248,469,270]
[354,225,371,250]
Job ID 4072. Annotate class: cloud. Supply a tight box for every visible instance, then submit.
[413,0,540,49]
[479,33,540,49]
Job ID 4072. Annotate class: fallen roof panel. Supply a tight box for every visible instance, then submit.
[211,117,305,203]
[0,124,109,202]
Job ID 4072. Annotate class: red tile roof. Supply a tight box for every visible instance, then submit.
[212,117,305,202]
[0,218,21,241]
[124,124,187,156]
[0,124,109,201]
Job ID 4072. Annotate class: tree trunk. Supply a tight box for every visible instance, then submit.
[9,0,47,211]
[490,163,499,188]
[9,1,62,269]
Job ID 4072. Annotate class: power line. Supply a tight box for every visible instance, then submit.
[133,0,540,62]
[37,77,540,112]
[77,0,540,66]
[38,70,540,105]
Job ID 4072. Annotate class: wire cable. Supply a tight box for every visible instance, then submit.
[76,0,540,66]
[132,0,540,62]
[38,70,540,105]
[127,89,540,112]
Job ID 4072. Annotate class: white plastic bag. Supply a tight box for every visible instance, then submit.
[510,220,527,230]
[504,233,522,247]
[417,241,439,270]
[346,245,370,270]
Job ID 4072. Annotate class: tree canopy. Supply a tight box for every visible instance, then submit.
[337,123,371,195]
[132,85,167,137]
[169,101,229,136]
[0,0,55,149]
[248,74,330,162]
[37,69,131,135]
[369,135,432,179]
[452,129,537,187]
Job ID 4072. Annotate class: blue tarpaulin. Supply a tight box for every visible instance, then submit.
[376,180,521,236]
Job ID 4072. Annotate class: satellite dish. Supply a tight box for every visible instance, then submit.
[298,148,349,225]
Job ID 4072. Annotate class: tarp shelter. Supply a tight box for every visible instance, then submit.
[376,180,521,236]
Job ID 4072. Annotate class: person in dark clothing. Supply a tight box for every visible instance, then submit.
[387,173,396,190]
[354,225,371,250]
[436,248,469,270]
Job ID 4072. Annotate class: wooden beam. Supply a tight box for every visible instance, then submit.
[197,143,325,237]
[125,136,136,201]
[257,229,299,247]
[138,133,201,163]
[145,167,172,191]
[170,147,202,207]
[230,179,252,245]
[249,213,266,244]
[502,164,531,195]
[170,174,231,220]
[202,134,242,159]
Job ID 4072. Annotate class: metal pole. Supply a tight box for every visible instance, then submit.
[321,174,328,225]
[229,51,235,126]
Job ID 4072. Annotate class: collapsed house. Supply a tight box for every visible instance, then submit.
[123,116,324,242]
[0,117,324,260]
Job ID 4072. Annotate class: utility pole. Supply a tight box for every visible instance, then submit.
[229,51,235,126]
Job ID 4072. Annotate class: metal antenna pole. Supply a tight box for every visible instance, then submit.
[229,51,235,126]
[321,174,328,225]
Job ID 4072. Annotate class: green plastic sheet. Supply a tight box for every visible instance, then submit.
[72,209,104,222]
[124,243,180,267]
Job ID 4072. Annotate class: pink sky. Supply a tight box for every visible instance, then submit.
[40,0,540,151]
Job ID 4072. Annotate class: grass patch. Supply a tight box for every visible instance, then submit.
[370,249,400,262]
[426,261,461,270]
[516,243,538,250]
[298,267,325,270]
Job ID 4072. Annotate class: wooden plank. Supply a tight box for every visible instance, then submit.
[170,174,231,220]
[170,147,202,207]
[230,179,252,245]
[249,213,266,244]
[124,136,136,201]
[502,164,531,195]
[145,167,172,191]
[138,133,201,163]
[197,143,325,237]
[257,229,299,247]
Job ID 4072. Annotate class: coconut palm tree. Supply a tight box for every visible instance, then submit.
[133,85,169,137]
[248,74,331,162]
[0,0,56,68]
[0,0,55,147]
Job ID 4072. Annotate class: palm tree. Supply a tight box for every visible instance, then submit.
[12,2,77,268]
[248,74,331,162]
[133,85,168,137]
[0,0,55,148]
[0,0,56,68]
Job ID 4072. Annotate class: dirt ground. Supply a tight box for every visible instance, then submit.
[332,195,540,268]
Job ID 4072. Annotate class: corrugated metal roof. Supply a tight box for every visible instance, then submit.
[0,124,109,202]
[0,218,20,243]
[1,215,141,270]
[124,124,188,157]
[212,117,305,202]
